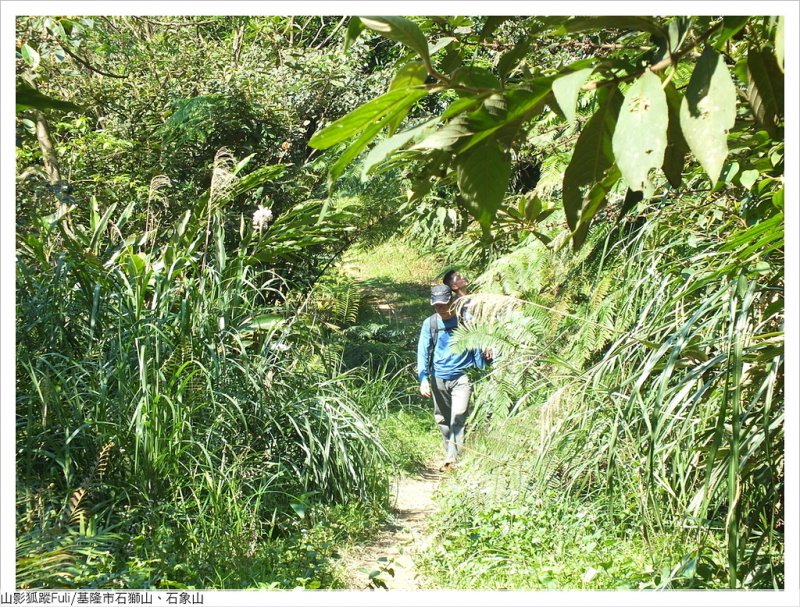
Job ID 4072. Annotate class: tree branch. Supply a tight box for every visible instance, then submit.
[582,21,723,91]
[59,42,128,79]
[33,110,61,185]
[137,17,219,28]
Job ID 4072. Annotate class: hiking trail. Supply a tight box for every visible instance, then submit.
[338,242,446,589]
[339,464,442,590]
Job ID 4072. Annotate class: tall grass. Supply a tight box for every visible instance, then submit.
[433,196,783,588]
[16,157,398,588]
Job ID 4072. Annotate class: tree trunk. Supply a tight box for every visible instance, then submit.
[232,19,246,67]
[34,110,61,186]
[33,110,75,238]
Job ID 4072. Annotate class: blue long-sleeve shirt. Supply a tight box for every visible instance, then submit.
[417,314,485,382]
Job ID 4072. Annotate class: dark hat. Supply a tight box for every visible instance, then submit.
[430,284,452,305]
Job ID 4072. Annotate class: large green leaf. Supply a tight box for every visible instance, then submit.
[558,16,668,39]
[412,115,473,150]
[389,62,428,91]
[451,66,501,91]
[455,137,512,230]
[775,16,784,72]
[666,17,693,55]
[746,48,784,138]
[428,36,456,56]
[479,16,512,41]
[327,115,395,186]
[387,62,428,135]
[612,71,668,196]
[440,96,484,121]
[552,67,594,124]
[362,119,434,178]
[16,82,82,113]
[563,87,622,231]
[21,44,40,69]
[662,84,690,188]
[457,79,553,153]
[497,37,531,81]
[325,89,427,185]
[344,17,365,52]
[360,16,430,65]
[679,47,737,186]
[572,165,622,249]
[714,16,749,49]
[308,88,426,149]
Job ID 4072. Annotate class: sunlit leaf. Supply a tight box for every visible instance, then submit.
[679,47,737,186]
[612,71,668,196]
[327,114,393,186]
[309,88,427,149]
[290,502,307,519]
[667,17,693,54]
[362,119,433,178]
[21,44,40,69]
[739,169,759,190]
[552,67,594,124]
[429,36,456,55]
[387,62,428,135]
[360,16,431,65]
[324,90,427,182]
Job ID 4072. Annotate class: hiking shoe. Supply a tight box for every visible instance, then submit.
[442,462,455,473]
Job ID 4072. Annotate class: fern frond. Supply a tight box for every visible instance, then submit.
[95,442,114,480]
[333,279,361,326]
[455,293,519,325]
[63,488,86,527]
[61,442,115,527]
[589,273,614,310]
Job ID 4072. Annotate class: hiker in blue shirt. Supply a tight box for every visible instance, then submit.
[417,284,486,472]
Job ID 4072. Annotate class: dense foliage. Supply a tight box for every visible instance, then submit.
[15,13,784,590]
[15,15,427,589]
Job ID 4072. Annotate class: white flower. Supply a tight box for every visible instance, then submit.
[582,567,599,583]
[252,204,274,231]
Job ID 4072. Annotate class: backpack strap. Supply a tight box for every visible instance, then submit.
[427,313,439,380]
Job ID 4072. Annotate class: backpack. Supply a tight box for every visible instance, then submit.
[426,313,439,380]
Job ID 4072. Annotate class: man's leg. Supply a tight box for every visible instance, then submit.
[448,374,472,462]
[431,378,453,462]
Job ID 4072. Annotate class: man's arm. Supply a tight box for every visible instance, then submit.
[417,319,432,397]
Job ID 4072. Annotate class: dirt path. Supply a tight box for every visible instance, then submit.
[340,464,442,590]
[337,243,444,589]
